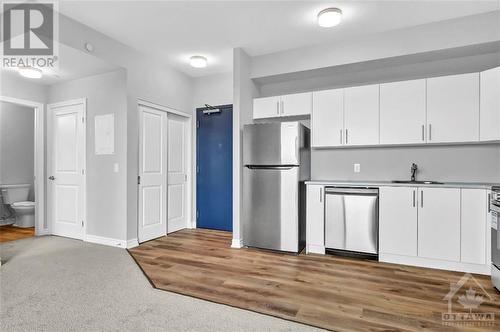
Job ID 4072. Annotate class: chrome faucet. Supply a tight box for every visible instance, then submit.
[411,163,418,182]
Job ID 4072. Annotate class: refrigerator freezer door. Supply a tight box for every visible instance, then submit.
[243,122,299,166]
[243,166,299,252]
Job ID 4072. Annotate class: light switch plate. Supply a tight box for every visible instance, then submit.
[354,163,361,173]
[114,163,119,173]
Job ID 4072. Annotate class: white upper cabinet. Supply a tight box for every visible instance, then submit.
[480,66,500,141]
[380,79,427,145]
[418,187,461,262]
[281,92,312,117]
[344,84,380,146]
[312,89,344,147]
[253,93,311,119]
[379,187,418,256]
[426,73,480,143]
[253,96,280,119]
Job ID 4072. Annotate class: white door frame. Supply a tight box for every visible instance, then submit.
[47,98,87,239]
[0,95,47,235]
[137,99,193,234]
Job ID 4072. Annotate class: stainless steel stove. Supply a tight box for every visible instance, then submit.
[491,186,500,290]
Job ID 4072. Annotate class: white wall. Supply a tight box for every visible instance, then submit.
[312,144,500,183]
[232,48,258,246]
[56,14,194,241]
[0,102,35,199]
[0,71,48,103]
[49,69,128,241]
[192,73,233,109]
[252,11,500,78]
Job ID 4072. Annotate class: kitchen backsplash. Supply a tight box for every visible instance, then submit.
[311,143,500,183]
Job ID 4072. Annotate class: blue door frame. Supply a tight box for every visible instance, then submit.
[196,104,233,232]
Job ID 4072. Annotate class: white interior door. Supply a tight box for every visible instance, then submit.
[138,105,168,242]
[47,100,85,240]
[167,114,188,234]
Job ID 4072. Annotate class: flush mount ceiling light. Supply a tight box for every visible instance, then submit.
[190,55,208,68]
[18,66,42,79]
[317,8,342,28]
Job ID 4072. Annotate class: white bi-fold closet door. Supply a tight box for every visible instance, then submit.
[138,105,189,243]
[138,105,168,242]
[167,113,188,234]
[47,99,86,240]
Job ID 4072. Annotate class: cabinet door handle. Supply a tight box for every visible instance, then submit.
[421,125,425,141]
[345,129,349,144]
[428,124,432,141]
[319,188,323,203]
[413,190,416,207]
[421,190,424,208]
[340,129,343,144]
[276,101,280,115]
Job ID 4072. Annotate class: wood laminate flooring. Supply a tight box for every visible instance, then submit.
[0,225,34,242]
[129,229,500,331]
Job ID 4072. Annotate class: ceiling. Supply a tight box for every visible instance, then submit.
[1,42,120,85]
[58,1,500,78]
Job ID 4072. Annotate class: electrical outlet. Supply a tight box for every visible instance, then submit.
[354,163,361,173]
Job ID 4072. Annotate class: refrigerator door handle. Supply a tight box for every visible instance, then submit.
[295,136,298,161]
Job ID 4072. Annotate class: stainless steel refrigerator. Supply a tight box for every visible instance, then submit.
[242,122,310,253]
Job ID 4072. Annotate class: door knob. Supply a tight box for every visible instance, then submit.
[48,176,55,180]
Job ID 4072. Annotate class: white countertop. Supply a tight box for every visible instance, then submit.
[305,180,497,189]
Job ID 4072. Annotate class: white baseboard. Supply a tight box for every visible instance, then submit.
[231,238,243,249]
[380,253,491,275]
[126,238,139,249]
[306,244,325,255]
[85,234,127,248]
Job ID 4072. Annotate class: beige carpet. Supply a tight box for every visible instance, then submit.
[0,236,320,331]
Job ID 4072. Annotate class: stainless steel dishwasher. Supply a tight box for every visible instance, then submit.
[324,187,379,258]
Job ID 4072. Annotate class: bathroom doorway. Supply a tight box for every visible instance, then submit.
[0,97,45,242]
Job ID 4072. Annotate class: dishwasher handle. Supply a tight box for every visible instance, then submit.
[325,187,379,196]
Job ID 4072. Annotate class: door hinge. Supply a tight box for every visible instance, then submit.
[184,174,187,181]
[196,210,199,219]
[82,117,85,123]
[82,169,85,175]
[137,175,141,185]
[196,166,199,173]
[196,120,200,128]
[81,220,84,227]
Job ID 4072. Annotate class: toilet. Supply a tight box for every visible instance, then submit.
[1,184,35,228]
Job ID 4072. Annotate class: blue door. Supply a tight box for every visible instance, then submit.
[196,105,233,231]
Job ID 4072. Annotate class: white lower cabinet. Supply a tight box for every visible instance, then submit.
[306,184,325,254]
[379,187,418,256]
[461,189,488,265]
[417,187,461,261]
[379,185,490,275]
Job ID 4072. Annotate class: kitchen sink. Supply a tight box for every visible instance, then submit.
[392,180,444,185]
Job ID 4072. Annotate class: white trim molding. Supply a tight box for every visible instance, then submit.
[85,234,128,248]
[380,253,491,276]
[306,244,326,255]
[0,95,46,235]
[137,98,192,119]
[126,239,139,249]
[231,238,243,249]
